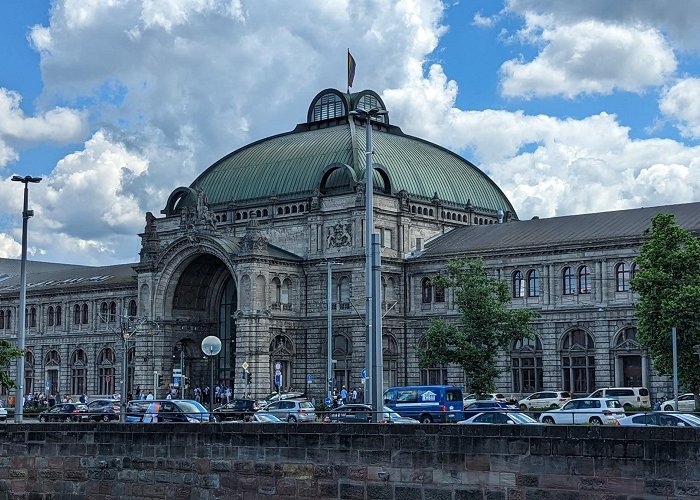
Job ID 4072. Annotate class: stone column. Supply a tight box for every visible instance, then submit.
[642,354,649,388]
[614,355,622,387]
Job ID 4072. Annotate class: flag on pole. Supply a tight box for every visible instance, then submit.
[347,50,356,91]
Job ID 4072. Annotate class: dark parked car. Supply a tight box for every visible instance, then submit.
[87,399,121,422]
[212,399,259,422]
[38,403,90,422]
[463,401,518,419]
[326,404,419,424]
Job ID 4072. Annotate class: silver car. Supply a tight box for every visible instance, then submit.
[265,399,316,422]
[539,398,624,425]
[617,412,700,427]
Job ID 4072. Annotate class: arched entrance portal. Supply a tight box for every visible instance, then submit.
[170,253,238,390]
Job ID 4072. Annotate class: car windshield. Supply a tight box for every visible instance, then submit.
[679,414,700,425]
[178,401,208,414]
[509,412,538,424]
[299,401,314,409]
[382,406,401,418]
[606,400,623,408]
[256,413,281,422]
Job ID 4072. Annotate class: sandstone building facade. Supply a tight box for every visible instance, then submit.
[1,88,693,402]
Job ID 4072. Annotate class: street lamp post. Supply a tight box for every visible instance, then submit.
[349,108,386,421]
[11,175,41,424]
[201,336,222,412]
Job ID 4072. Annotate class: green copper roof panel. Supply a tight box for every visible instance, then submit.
[190,121,515,215]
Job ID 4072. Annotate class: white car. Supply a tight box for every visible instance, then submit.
[458,411,540,425]
[0,400,6,421]
[660,393,697,412]
[617,412,700,428]
[463,393,506,406]
[539,398,624,425]
[518,391,571,410]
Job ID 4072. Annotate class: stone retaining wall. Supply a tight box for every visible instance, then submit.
[1,422,699,499]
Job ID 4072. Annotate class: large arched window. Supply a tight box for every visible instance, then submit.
[73,305,81,325]
[282,278,292,310]
[100,302,108,323]
[511,336,543,393]
[0,310,4,330]
[383,334,399,390]
[55,306,62,326]
[512,271,525,298]
[421,278,433,304]
[434,281,445,303]
[109,301,117,323]
[578,266,591,294]
[48,306,55,327]
[270,335,295,391]
[332,333,352,391]
[97,348,116,396]
[81,303,89,324]
[615,263,629,292]
[128,300,137,317]
[24,351,34,395]
[527,270,540,297]
[562,267,574,295]
[28,307,37,328]
[255,275,266,309]
[418,336,447,385]
[71,349,88,395]
[4,310,10,330]
[561,329,596,394]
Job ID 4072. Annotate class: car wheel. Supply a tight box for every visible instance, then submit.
[663,405,674,411]
[549,403,559,409]
[542,416,555,424]
[589,417,602,425]
[420,415,433,424]
[101,415,110,422]
[623,403,632,411]
[71,416,79,422]
[39,415,46,423]
[287,415,297,423]
[519,404,527,411]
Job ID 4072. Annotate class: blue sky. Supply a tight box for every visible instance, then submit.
[1,0,700,264]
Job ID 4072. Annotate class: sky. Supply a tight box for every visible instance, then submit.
[1,0,700,265]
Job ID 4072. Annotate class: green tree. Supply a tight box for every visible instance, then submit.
[418,257,537,396]
[0,339,23,390]
[631,213,700,409]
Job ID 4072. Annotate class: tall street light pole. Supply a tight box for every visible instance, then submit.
[11,175,42,424]
[350,108,386,416]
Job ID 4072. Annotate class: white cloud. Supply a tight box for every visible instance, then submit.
[0,88,86,168]
[500,20,676,99]
[0,233,21,259]
[384,65,700,219]
[0,130,153,264]
[659,78,700,139]
[505,0,700,52]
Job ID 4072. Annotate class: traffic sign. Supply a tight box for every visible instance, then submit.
[361,368,367,379]
[242,361,249,370]
[275,361,281,370]
[307,374,313,383]
[325,397,331,407]
[274,373,282,386]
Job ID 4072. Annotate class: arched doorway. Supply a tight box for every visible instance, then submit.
[169,253,237,389]
[612,327,647,387]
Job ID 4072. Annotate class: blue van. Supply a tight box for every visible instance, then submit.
[383,385,464,423]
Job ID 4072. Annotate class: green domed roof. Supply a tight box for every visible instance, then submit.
[174,89,516,216]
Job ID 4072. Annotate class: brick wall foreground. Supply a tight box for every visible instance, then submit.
[1,422,699,499]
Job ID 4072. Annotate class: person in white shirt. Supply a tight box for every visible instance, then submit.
[146,391,154,400]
